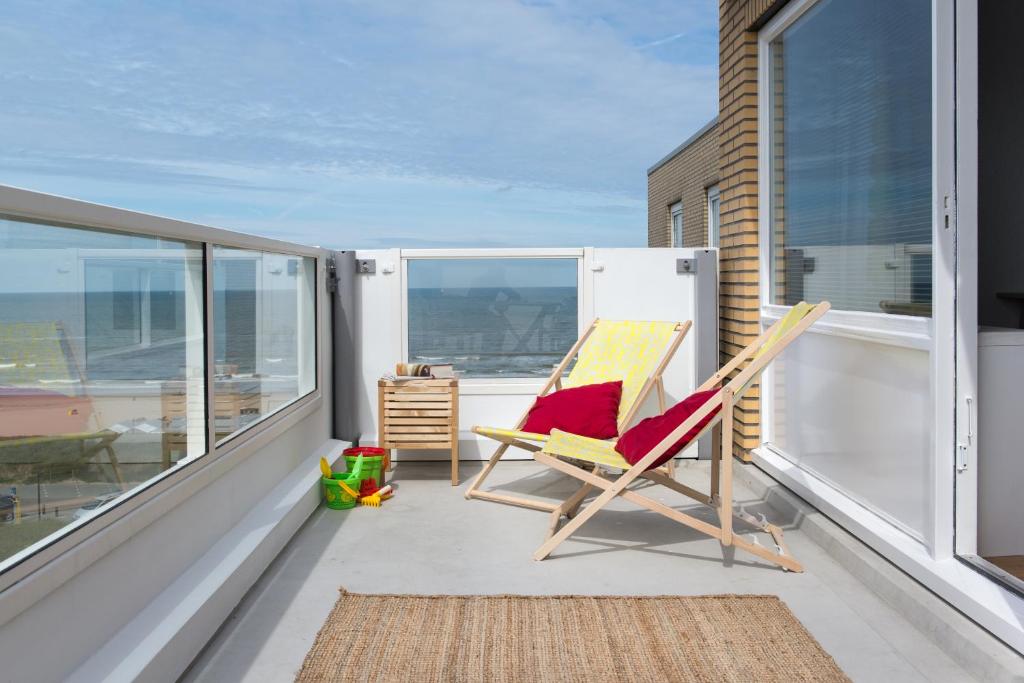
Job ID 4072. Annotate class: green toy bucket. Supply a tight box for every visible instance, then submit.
[322,474,359,510]
[343,447,384,487]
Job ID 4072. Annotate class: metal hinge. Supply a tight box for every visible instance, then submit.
[677,258,697,274]
[326,257,338,293]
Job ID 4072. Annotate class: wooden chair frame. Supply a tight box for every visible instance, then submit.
[531,302,831,572]
[464,319,692,513]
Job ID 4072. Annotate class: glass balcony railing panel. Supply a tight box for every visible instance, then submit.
[0,217,205,565]
[407,258,579,378]
[212,247,316,444]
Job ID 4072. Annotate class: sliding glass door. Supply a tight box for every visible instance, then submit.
[954,0,1024,592]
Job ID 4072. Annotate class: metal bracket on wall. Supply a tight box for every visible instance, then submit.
[356,259,376,274]
[676,258,697,274]
[326,256,338,292]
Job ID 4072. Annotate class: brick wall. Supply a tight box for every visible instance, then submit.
[646,120,720,248]
[718,0,787,459]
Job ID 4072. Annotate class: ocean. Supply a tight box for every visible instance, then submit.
[0,285,579,384]
[0,291,299,384]
[407,286,578,378]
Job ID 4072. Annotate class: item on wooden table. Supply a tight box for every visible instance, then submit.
[428,364,455,378]
[387,363,456,380]
[394,362,432,377]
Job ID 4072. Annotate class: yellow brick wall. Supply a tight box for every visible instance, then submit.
[718,0,788,459]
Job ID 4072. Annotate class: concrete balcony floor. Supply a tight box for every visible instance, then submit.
[182,461,975,682]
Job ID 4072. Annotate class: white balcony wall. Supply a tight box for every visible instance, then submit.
[351,248,708,461]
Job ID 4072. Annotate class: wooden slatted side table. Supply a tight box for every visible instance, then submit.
[378,378,460,485]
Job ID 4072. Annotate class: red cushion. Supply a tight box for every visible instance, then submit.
[521,380,623,439]
[614,389,721,469]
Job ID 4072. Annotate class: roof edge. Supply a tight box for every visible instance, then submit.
[646,116,719,176]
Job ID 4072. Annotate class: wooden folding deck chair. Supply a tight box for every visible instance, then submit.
[465,319,692,512]
[530,302,830,572]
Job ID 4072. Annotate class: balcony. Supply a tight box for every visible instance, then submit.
[0,186,1021,682]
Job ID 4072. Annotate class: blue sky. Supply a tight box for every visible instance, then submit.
[0,1,718,249]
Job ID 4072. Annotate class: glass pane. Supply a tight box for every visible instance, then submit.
[0,217,204,567]
[771,332,930,537]
[670,204,683,247]
[407,259,578,378]
[769,0,932,316]
[212,248,316,443]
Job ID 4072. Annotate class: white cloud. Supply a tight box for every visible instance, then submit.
[0,0,718,247]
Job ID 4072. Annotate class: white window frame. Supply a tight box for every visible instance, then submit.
[81,252,197,361]
[755,0,934,346]
[750,0,1024,657]
[706,185,720,248]
[0,185,327,596]
[669,201,683,247]
[755,2,938,526]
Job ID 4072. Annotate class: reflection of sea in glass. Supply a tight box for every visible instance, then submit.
[407,259,579,378]
[0,218,204,566]
[212,248,316,444]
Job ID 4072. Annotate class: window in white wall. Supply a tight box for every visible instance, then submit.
[212,248,316,444]
[707,185,720,248]
[407,258,579,378]
[767,0,932,317]
[670,202,683,247]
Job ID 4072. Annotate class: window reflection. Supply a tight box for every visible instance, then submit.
[769,0,932,316]
[211,248,316,444]
[0,218,204,565]
[407,258,579,378]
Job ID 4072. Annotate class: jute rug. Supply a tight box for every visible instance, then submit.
[296,591,848,682]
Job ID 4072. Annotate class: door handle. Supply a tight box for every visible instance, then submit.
[966,396,973,444]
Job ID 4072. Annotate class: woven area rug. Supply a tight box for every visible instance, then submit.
[296,591,848,682]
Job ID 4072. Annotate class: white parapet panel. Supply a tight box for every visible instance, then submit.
[352,247,712,460]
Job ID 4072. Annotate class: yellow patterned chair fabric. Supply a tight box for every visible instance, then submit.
[541,429,632,470]
[473,320,680,446]
[0,322,79,386]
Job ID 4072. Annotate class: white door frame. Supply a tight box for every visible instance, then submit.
[953,0,980,558]
[929,0,959,562]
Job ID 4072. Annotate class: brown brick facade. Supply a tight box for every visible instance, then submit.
[646,119,719,248]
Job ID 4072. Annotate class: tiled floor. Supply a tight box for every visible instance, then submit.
[182,461,975,682]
